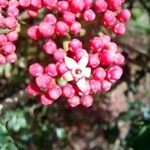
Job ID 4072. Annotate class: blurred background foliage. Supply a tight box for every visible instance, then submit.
[0,0,150,149]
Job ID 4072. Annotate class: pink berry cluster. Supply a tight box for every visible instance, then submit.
[26,0,131,38]
[0,0,19,64]
[27,35,124,107]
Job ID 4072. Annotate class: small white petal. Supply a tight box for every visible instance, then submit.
[64,56,77,69]
[83,67,91,78]
[78,50,89,67]
[63,71,73,81]
[77,78,90,94]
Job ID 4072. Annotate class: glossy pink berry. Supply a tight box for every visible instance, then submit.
[68,95,80,107]
[55,21,69,36]
[101,80,112,91]
[70,21,81,35]
[62,11,76,25]
[62,84,75,98]
[117,9,131,22]
[81,95,93,107]
[57,1,69,13]
[90,79,101,93]
[45,63,58,77]
[95,0,107,13]
[39,22,54,38]
[83,9,96,22]
[29,63,44,77]
[43,40,57,54]
[93,67,106,80]
[88,53,100,68]
[113,23,126,35]
[48,85,62,100]
[53,48,65,62]
[106,66,123,82]
[44,14,57,25]
[69,39,82,53]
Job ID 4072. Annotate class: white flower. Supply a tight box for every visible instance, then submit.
[63,50,91,93]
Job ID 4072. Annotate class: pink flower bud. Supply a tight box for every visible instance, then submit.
[114,53,125,65]
[70,21,81,35]
[83,0,93,9]
[39,22,54,38]
[83,9,96,22]
[44,13,57,25]
[42,0,57,10]
[55,21,69,36]
[7,6,19,17]
[29,63,44,77]
[107,0,122,11]
[117,9,131,22]
[53,48,65,62]
[62,84,75,98]
[62,11,76,25]
[0,34,7,46]
[3,42,16,54]
[93,67,106,80]
[45,63,58,77]
[43,40,57,54]
[81,95,93,107]
[88,53,100,68]
[57,0,69,13]
[27,25,40,40]
[48,85,62,100]
[101,80,112,91]
[19,0,30,8]
[69,39,82,53]
[30,0,42,9]
[6,53,17,63]
[68,95,80,107]
[90,79,101,93]
[0,54,6,64]
[5,16,18,29]
[95,0,107,13]
[106,66,123,82]
[113,23,126,35]
[70,0,85,13]
[7,31,18,42]
[27,9,38,18]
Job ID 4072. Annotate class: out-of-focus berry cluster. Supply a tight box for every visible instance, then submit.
[0,0,19,64]
[27,35,124,107]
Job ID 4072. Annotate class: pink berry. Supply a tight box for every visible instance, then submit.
[5,16,18,29]
[19,0,30,8]
[88,53,100,68]
[42,0,57,10]
[43,40,57,54]
[70,0,85,13]
[44,13,57,25]
[3,42,16,54]
[27,25,40,40]
[45,63,58,77]
[70,21,81,35]
[83,9,96,22]
[55,21,69,36]
[57,62,68,75]
[7,6,19,17]
[68,95,80,107]
[48,85,62,100]
[106,66,123,82]
[69,39,82,53]
[40,93,54,105]
[62,11,76,25]
[93,67,106,80]
[53,48,65,62]
[30,0,42,9]
[62,84,75,98]
[29,63,44,77]
[102,10,117,28]
[101,80,112,91]
[6,53,17,63]
[117,9,131,22]
[7,31,18,42]
[57,0,69,13]
[113,23,126,35]
[36,74,51,89]
[95,0,107,13]
[107,0,122,11]
[81,95,93,107]
[39,22,54,38]
[90,79,101,93]
[114,53,125,65]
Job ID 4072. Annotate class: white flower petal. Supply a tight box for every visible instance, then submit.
[63,71,73,81]
[78,50,89,67]
[83,67,91,78]
[64,56,77,69]
[77,78,87,93]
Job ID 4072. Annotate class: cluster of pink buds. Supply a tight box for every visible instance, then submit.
[0,0,19,64]
[27,35,124,107]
